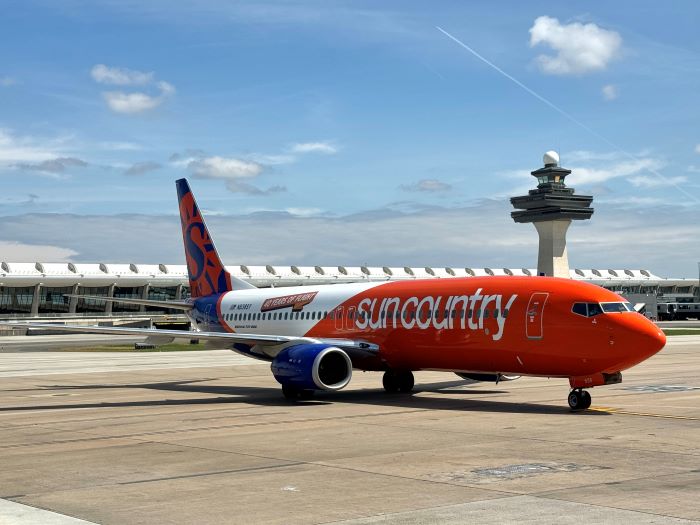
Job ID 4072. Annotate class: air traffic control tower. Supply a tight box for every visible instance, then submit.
[510,151,594,278]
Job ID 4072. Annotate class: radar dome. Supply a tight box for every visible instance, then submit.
[543,150,559,166]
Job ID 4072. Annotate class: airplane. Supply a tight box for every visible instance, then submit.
[4,178,666,410]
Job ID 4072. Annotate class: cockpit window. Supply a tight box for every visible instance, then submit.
[588,303,603,316]
[572,303,588,317]
[571,302,604,317]
[601,302,634,313]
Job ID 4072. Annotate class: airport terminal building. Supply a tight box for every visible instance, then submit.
[1,261,698,319]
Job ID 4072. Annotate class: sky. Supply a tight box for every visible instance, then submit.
[1,0,699,277]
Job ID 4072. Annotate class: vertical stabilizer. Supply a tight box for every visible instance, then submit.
[176,178,254,297]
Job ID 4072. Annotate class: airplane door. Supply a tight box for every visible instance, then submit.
[526,292,549,340]
[348,306,357,330]
[335,306,344,331]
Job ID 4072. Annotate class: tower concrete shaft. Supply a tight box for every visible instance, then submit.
[534,219,571,278]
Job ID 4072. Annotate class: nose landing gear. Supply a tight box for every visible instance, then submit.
[568,389,592,410]
[383,370,415,393]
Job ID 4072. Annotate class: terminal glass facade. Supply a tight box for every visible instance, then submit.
[0,287,34,314]
[39,286,72,313]
[76,287,110,313]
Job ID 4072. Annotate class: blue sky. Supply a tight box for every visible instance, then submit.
[1,1,699,276]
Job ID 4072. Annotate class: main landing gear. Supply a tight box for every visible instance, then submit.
[383,370,415,393]
[568,389,592,411]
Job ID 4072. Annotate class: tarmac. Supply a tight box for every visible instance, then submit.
[0,337,698,524]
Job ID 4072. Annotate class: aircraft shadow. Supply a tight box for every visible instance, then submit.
[0,379,607,416]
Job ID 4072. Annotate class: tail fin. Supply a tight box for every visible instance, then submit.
[176,178,254,298]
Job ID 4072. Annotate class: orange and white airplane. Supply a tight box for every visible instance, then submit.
[8,179,666,410]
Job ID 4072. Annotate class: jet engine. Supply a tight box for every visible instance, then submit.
[455,373,521,383]
[271,344,353,392]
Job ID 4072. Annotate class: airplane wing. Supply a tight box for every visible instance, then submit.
[63,295,193,311]
[0,322,379,362]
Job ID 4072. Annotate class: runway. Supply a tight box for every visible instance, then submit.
[0,338,698,524]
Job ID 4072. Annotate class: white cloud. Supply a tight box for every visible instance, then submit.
[529,16,622,75]
[602,84,618,101]
[400,179,452,192]
[284,207,324,217]
[247,153,297,165]
[91,64,175,114]
[289,142,338,154]
[102,91,165,114]
[0,128,66,164]
[185,155,284,194]
[0,240,77,261]
[571,158,664,185]
[628,175,687,188]
[188,156,263,180]
[695,144,700,154]
[0,76,17,87]
[90,64,154,85]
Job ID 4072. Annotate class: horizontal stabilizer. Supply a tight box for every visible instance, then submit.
[63,294,193,311]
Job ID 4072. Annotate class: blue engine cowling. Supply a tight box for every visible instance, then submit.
[271,344,353,391]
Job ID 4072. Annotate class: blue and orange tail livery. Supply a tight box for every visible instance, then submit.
[176,178,236,298]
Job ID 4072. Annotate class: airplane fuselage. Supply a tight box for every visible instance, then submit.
[190,276,665,381]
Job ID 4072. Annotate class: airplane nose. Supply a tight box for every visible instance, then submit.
[630,316,666,357]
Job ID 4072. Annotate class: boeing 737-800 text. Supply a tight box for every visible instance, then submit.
[6,179,666,410]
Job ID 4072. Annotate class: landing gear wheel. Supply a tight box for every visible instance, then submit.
[397,371,415,393]
[383,370,415,393]
[383,371,399,393]
[568,389,591,411]
[282,385,315,401]
[580,390,592,409]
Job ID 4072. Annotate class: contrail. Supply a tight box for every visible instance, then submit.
[436,26,699,203]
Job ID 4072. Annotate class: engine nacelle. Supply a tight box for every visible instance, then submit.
[456,373,521,382]
[271,344,353,391]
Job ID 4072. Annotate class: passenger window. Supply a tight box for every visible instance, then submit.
[493,309,499,319]
[483,309,489,319]
[503,309,509,318]
[572,303,588,317]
